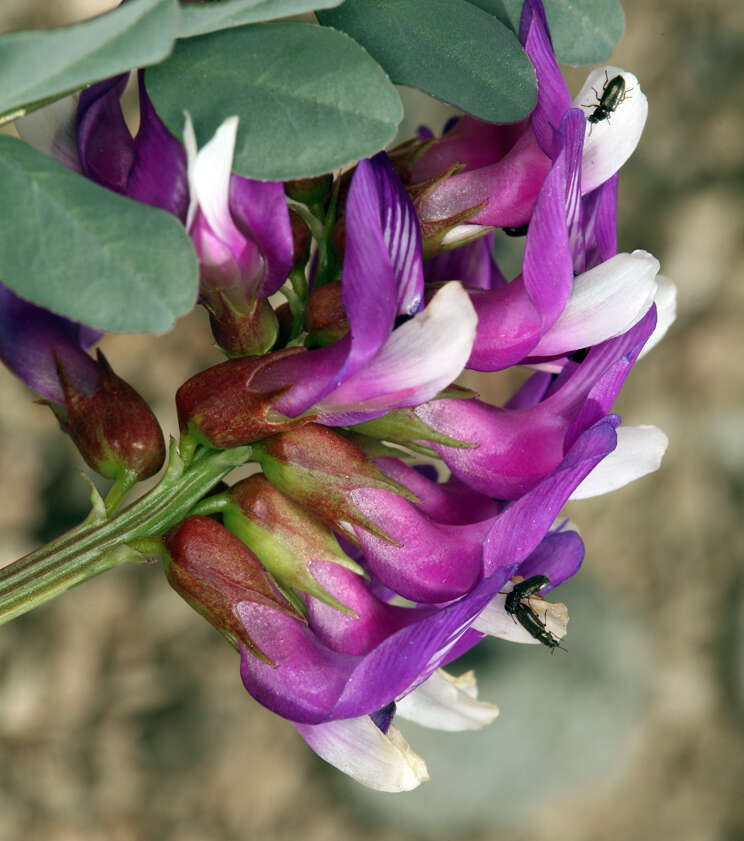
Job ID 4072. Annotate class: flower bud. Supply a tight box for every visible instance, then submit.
[289,209,311,266]
[304,281,349,348]
[224,475,365,613]
[206,291,279,358]
[55,350,165,481]
[250,424,418,542]
[176,349,314,449]
[163,515,302,663]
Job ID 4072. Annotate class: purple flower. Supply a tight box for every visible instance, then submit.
[456,109,660,373]
[5,0,673,792]
[76,72,189,219]
[233,420,609,787]
[0,283,101,404]
[410,0,648,233]
[16,76,294,357]
[246,153,478,424]
[0,284,164,480]
[182,113,293,355]
[410,308,656,500]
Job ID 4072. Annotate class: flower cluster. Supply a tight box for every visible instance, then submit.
[1,0,674,792]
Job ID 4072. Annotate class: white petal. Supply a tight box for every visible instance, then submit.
[185,114,242,247]
[319,281,477,413]
[14,95,81,172]
[639,275,677,358]
[570,424,669,500]
[575,67,648,193]
[183,111,199,230]
[294,717,429,792]
[396,668,499,731]
[473,589,569,643]
[532,250,659,356]
[439,224,493,248]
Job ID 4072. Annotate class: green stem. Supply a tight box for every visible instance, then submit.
[287,184,340,289]
[0,442,252,625]
[188,492,232,517]
[104,468,138,517]
[283,265,309,341]
[0,84,90,127]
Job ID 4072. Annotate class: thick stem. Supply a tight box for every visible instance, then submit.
[0,443,252,624]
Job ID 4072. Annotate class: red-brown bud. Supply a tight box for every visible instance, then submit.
[164,515,302,662]
[331,217,346,262]
[251,424,418,542]
[56,350,165,481]
[205,290,278,358]
[176,348,314,449]
[289,210,311,265]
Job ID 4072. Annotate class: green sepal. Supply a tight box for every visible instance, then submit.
[352,408,478,449]
[224,504,361,616]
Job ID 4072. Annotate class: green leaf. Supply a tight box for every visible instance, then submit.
[147,22,403,180]
[177,0,344,38]
[0,0,179,117]
[467,0,624,65]
[318,0,536,123]
[0,136,197,334]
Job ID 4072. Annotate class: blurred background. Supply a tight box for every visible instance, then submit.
[1,1,743,839]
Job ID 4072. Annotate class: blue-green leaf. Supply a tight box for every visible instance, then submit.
[318,0,536,123]
[0,136,197,334]
[177,0,344,38]
[147,22,403,180]
[0,0,179,117]
[467,0,625,65]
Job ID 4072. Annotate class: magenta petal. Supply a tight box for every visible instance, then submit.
[422,310,655,499]
[76,74,134,194]
[504,370,553,409]
[238,605,358,724]
[128,72,189,221]
[229,174,293,297]
[306,563,434,655]
[0,283,100,403]
[519,0,573,156]
[416,396,570,499]
[564,307,656,448]
[466,276,542,371]
[351,487,491,602]
[420,131,552,228]
[515,528,585,590]
[424,233,506,291]
[238,565,511,723]
[483,417,619,575]
[255,341,350,417]
[412,117,527,182]
[374,457,502,525]
[339,158,398,383]
[370,153,424,315]
[582,174,619,269]
[328,572,510,719]
[522,110,585,334]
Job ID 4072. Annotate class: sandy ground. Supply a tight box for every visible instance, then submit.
[1,2,743,840]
